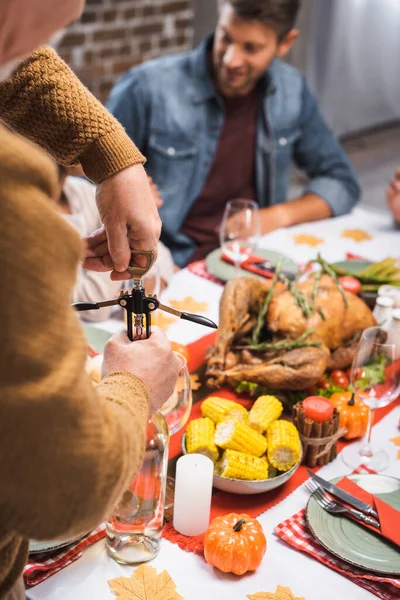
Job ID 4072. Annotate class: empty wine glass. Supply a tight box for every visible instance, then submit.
[158,353,192,510]
[219,199,261,277]
[341,326,400,472]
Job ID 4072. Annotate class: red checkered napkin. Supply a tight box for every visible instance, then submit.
[274,467,400,600]
[23,524,106,587]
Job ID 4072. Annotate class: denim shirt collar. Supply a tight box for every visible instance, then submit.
[190,34,275,104]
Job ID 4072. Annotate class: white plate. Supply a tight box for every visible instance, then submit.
[29,533,85,555]
[181,433,301,495]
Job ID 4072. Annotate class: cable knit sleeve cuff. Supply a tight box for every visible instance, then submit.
[79,127,146,185]
[96,372,150,423]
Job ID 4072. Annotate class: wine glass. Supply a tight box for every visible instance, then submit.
[158,353,192,510]
[219,199,261,277]
[159,353,192,435]
[341,326,400,472]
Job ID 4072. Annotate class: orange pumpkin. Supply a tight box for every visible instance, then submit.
[203,513,266,575]
[330,392,370,440]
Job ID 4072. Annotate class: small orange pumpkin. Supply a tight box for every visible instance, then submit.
[203,513,266,575]
[330,392,370,439]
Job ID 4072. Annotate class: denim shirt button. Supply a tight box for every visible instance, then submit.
[279,137,288,146]
[167,147,176,156]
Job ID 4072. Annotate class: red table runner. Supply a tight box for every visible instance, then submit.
[163,333,400,554]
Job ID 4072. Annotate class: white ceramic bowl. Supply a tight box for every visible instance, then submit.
[181,433,301,495]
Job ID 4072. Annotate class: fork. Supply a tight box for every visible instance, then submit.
[305,480,381,530]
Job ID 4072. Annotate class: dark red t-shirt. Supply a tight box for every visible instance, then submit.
[181,87,259,262]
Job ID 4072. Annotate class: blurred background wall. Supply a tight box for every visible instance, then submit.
[57,0,194,102]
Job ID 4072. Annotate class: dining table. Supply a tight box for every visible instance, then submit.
[28,205,400,600]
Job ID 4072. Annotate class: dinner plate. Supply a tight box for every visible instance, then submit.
[29,533,85,555]
[332,259,373,273]
[306,473,400,575]
[81,323,112,354]
[205,247,298,283]
[332,259,376,308]
[181,433,301,495]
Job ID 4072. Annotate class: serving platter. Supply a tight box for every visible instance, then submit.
[306,473,400,575]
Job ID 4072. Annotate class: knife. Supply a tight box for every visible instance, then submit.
[306,469,379,520]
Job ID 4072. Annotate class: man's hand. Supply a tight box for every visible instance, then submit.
[102,327,182,415]
[83,164,162,280]
[386,169,400,225]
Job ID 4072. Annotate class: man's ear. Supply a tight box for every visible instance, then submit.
[276,29,299,58]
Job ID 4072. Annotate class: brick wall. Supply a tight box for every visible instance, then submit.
[56,0,194,103]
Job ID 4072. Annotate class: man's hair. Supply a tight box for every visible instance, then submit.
[218,0,301,40]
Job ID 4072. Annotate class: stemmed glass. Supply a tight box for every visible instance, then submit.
[158,353,192,510]
[341,326,400,472]
[219,199,261,277]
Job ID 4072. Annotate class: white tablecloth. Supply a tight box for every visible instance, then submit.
[30,206,399,600]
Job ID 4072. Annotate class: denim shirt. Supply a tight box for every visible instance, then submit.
[107,37,360,267]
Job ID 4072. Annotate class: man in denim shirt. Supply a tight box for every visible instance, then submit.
[108,0,360,267]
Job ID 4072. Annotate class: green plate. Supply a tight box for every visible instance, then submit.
[205,247,298,282]
[306,473,400,575]
[81,323,112,354]
[332,259,373,273]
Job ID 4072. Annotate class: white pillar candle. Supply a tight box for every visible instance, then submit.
[173,454,214,536]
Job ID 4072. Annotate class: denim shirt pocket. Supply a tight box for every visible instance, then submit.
[273,128,301,156]
[147,131,198,198]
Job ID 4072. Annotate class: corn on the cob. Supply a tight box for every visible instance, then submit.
[217,449,269,480]
[185,418,219,462]
[267,420,301,471]
[214,420,267,457]
[201,396,247,424]
[248,395,283,433]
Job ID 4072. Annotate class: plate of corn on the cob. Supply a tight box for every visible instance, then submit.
[183,395,302,494]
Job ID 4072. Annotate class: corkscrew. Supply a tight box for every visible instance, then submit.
[72,250,218,341]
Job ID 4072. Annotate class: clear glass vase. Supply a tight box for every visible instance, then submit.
[106,412,170,564]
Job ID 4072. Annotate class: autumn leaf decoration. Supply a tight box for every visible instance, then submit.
[248,585,305,600]
[389,435,400,460]
[109,564,183,600]
[169,297,209,313]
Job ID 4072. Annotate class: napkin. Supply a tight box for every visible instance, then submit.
[23,524,106,587]
[338,477,400,547]
[274,466,400,600]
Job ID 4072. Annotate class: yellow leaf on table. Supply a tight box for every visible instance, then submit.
[341,229,372,242]
[169,297,209,313]
[390,436,400,446]
[293,234,324,247]
[151,312,177,330]
[189,373,202,391]
[109,564,183,600]
[248,585,305,600]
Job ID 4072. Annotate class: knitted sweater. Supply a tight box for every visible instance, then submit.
[0,49,150,596]
[0,45,145,183]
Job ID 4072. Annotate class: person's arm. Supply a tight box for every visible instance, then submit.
[259,193,332,232]
[259,78,361,233]
[0,134,179,541]
[386,169,400,227]
[0,46,144,183]
[0,46,161,275]
[106,70,149,153]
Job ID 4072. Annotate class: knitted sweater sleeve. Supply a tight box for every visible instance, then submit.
[0,46,145,184]
[0,127,149,541]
